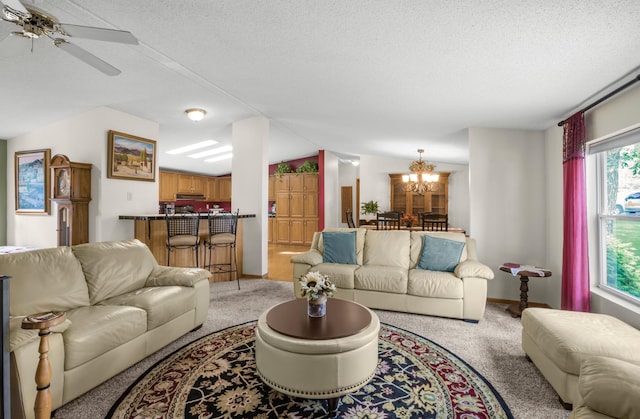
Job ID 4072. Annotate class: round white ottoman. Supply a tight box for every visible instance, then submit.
[255,298,379,409]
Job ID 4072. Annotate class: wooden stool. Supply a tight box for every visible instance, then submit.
[21,312,66,419]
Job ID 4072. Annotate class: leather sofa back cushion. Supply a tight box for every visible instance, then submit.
[363,230,410,268]
[72,239,157,305]
[409,232,468,268]
[316,228,366,265]
[1,247,90,316]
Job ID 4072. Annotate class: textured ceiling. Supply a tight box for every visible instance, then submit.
[2,0,640,175]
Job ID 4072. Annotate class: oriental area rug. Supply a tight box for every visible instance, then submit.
[107,322,513,418]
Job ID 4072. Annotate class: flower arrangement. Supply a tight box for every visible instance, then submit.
[401,213,418,227]
[299,271,336,301]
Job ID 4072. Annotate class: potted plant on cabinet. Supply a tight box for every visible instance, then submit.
[275,162,292,178]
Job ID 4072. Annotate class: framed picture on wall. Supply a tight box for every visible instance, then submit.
[107,130,156,182]
[15,149,51,214]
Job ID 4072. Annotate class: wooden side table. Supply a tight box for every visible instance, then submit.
[500,264,551,318]
[21,312,66,419]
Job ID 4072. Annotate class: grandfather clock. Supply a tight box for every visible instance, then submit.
[50,154,92,246]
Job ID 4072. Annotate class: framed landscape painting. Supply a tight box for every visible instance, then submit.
[15,149,51,214]
[107,130,156,182]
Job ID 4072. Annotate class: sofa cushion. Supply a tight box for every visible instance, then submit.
[72,239,157,305]
[363,230,410,268]
[322,231,357,264]
[578,356,640,419]
[521,308,640,375]
[317,228,366,265]
[98,286,194,330]
[355,265,408,294]
[410,232,467,268]
[1,247,90,316]
[63,305,147,370]
[417,235,465,272]
[308,263,358,289]
[408,269,463,299]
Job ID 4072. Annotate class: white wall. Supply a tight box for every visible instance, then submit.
[469,128,547,302]
[8,107,159,247]
[232,116,269,276]
[357,154,469,231]
[322,151,340,228]
[543,125,564,309]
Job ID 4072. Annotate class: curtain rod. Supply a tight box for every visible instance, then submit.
[557,74,640,126]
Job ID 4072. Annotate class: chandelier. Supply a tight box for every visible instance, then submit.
[402,149,439,194]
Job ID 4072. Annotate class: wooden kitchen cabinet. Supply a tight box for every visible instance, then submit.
[268,175,276,201]
[217,177,232,201]
[274,173,318,244]
[177,173,205,194]
[159,171,178,201]
[205,177,217,201]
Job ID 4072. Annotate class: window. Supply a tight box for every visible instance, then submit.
[592,127,640,303]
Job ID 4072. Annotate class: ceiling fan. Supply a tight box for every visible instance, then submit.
[0,0,137,75]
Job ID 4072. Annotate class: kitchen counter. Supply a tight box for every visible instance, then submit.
[119,213,256,281]
[119,213,256,220]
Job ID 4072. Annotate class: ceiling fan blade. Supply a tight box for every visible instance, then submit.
[1,0,30,17]
[54,39,121,76]
[58,23,138,45]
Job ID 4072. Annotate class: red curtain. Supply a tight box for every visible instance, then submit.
[561,112,591,312]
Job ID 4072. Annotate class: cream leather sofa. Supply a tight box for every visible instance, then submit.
[1,239,211,419]
[291,228,494,322]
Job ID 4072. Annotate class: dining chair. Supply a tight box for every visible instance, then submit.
[346,210,356,228]
[376,212,401,230]
[165,213,200,267]
[421,213,448,231]
[202,210,240,289]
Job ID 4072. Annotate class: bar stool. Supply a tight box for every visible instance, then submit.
[165,213,200,267]
[203,210,240,289]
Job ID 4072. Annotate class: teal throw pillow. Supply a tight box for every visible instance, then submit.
[417,235,464,272]
[322,231,357,265]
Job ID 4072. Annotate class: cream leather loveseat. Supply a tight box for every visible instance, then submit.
[1,239,211,419]
[291,228,494,322]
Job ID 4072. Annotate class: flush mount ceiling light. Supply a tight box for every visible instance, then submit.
[185,108,207,122]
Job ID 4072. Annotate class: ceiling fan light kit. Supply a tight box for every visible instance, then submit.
[185,108,207,122]
[1,0,138,76]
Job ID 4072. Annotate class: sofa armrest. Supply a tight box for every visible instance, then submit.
[454,260,494,280]
[10,316,71,352]
[146,266,211,287]
[291,250,323,266]
[577,356,640,418]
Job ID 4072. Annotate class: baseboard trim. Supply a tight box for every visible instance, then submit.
[242,274,268,279]
[487,298,551,308]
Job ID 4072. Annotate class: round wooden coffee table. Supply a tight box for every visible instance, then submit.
[255,298,379,415]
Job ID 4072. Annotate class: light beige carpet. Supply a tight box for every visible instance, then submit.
[53,279,569,419]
